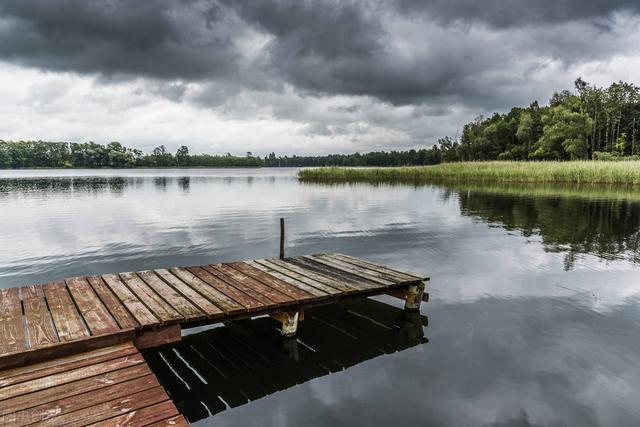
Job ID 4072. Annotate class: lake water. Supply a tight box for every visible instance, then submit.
[1,168,639,426]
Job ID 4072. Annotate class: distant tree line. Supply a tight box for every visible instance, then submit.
[2,78,638,168]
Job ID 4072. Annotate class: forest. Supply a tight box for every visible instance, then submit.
[1,78,638,169]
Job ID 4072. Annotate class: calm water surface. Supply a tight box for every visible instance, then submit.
[1,168,639,426]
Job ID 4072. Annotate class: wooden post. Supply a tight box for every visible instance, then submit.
[270,310,300,337]
[279,218,285,259]
[404,282,426,311]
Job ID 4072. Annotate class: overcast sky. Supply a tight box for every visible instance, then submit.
[1,1,639,156]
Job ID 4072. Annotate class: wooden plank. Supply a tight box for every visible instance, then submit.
[289,256,382,290]
[119,272,182,325]
[0,288,26,356]
[169,267,244,316]
[135,324,182,349]
[154,269,224,318]
[263,258,357,293]
[0,328,135,372]
[21,285,59,350]
[102,274,158,328]
[0,342,137,387]
[41,281,89,343]
[65,277,120,335]
[138,270,205,321]
[86,276,139,330]
[147,414,189,427]
[328,253,426,280]
[247,260,336,297]
[34,385,170,427]
[2,370,156,424]
[317,253,412,283]
[0,353,145,401]
[89,400,180,427]
[186,266,263,312]
[208,264,293,307]
[304,255,396,286]
[228,262,317,302]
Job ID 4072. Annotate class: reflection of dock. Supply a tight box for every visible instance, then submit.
[143,297,429,423]
[0,253,428,425]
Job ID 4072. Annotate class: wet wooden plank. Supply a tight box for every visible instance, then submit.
[0,353,145,401]
[119,272,182,325]
[186,266,263,312]
[155,269,224,318]
[138,270,205,322]
[2,370,155,424]
[21,285,59,350]
[35,385,170,427]
[65,277,120,335]
[89,400,180,427]
[247,260,335,297]
[86,276,139,330]
[229,262,317,302]
[316,253,411,283]
[304,255,396,286]
[102,274,158,328]
[328,253,426,280]
[169,267,244,316]
[0,342,137,388]
[0,288,26,356]
[208,264,293,307]
[263,258,357,293]
[41,281,89,343]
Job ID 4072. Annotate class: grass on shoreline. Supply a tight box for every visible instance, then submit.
[298,161,640,185]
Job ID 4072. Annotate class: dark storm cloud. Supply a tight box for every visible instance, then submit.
[1,0,639,112]
[396,0,640,28]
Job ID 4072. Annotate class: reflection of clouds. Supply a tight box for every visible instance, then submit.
[210,297,640,426]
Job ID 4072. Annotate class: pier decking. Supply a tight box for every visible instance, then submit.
[0,252,428,425]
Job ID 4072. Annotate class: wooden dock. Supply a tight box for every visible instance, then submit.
[0,252,428,425]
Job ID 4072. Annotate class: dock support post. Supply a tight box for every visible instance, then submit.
[404,282,426,312]
[280,218,285,259]
[271,310,302,337]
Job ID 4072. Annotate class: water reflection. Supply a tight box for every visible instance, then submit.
[448,182,640,269]
[142,298,428,424]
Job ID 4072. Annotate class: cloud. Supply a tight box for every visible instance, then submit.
[0,0,639,153]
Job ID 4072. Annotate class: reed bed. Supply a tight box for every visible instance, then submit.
[298,161,640,185]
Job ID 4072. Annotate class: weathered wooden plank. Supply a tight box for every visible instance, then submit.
[34,385,170,427]
[228,262,317,302]
[247,260,335,297]
[89,400,180,427]
[328,253,426,280]
[119,272,182,325]
[263,258,357,293]
[41,281,89,343]
[208,264,293,307]
[102,274,158,328]
[304,255,396,286]
[155,269,224,318]
[0,353,145,401]
[65,277,120,336]
[0,328,135,372]
[283,257,379,291]
[86,276,139,330]
[0,288,26,355]
[21,285,59,350]
[147,414,189,427]
[186,266,263,312]
[291,256,382,290]
[0,342,137,387]
[2,369,155,424]
[316,253,412,283]
[138,270,205,321]
[169,267,244,315]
